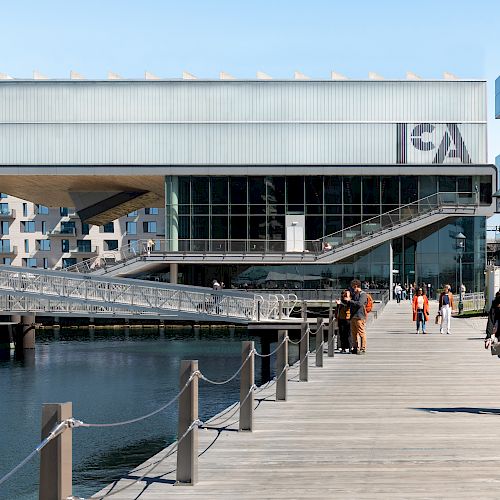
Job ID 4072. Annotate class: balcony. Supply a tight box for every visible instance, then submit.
[0,245,17,256]
[50,228,76,237]
[0,209,16,219]
[70,245,99,255]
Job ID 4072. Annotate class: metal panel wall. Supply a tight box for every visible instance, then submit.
[0,80,487,165]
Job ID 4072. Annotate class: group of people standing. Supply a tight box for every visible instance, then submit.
[335,279,369,355]
[410,284,454,334]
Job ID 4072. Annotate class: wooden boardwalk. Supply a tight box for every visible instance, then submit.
[97,302,500,499]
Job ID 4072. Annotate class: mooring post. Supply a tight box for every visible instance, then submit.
[176,360,199,485]
[328,300,335,357]
[239,341,255,431]
[315,317,323,367]
[276,330,288,401]
[39,402,72,500]
[299,322,309,382]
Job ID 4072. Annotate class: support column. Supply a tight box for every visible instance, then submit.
[14,314,35,352]
[389,239,394,301]
[170,263,179,284]
[0,324,10,359]
[165,175,179,252]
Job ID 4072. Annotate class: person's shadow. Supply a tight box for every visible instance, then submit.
[413,407,500,415]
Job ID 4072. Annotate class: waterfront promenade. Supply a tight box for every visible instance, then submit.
[96,302,500,499]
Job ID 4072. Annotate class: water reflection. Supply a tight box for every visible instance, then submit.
[0,326,294,500]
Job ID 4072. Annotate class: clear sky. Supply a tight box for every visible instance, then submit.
[1,0,499,216]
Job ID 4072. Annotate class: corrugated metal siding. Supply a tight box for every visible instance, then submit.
[0,81,487,165]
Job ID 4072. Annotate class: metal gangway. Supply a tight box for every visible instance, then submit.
[0,266,297,323]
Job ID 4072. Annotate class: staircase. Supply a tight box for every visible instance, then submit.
[63,192,479,272]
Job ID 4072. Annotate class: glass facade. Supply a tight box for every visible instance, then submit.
[166,174,491,293]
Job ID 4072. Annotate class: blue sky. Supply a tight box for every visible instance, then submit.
[1,0,500,211]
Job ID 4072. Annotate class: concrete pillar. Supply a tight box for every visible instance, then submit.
[389,239,394,301]
[165,175,179,252]
[22,314,36,349]
[0,324,10,359]
[170,263,179,284]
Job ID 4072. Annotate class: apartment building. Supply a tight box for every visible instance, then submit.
[0,194,164,269]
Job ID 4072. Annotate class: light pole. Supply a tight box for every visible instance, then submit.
[456,232,466,314]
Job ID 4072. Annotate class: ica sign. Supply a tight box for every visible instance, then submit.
[396,123,471,164]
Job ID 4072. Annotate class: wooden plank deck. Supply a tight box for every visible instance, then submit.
[95,301,500,499]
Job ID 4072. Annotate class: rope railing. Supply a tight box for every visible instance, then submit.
[0,316,343,499]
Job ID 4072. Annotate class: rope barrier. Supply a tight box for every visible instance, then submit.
[77,372,199,429]
[199,350,255,385]
[254,336,289,358]
[71,419,203,500]
[0,419,74,487]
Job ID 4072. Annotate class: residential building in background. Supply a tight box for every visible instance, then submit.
[0,193,164,269]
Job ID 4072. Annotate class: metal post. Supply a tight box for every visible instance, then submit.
[39,402,72,500]
[176,360,198,485]
[239,341,254,431]
[315,317,323,367]
[278,299,283,320]
[328,301,335,357]
[459,254,463,314]
[276,330,288,401]
[257,300,261,322]
[299,322,309,382]
[301,300,307,321]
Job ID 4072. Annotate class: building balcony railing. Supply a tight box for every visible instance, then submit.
[0,245,17,256]
[0,209,16,219]
[50,228,76,237]
[70,245,99,255]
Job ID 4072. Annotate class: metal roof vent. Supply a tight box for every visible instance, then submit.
[406,71,421,80]
[70,71,85,80]
[331,71,348,80]
[33,70,48,80]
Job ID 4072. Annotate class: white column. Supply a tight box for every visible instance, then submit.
[165,176,179,251]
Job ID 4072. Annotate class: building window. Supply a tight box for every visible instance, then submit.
[126,222,137,235]
[0,221,9,235]
[76,240,91,252]
[61,239,70,253]
[143,221,157,233]
[41,221,47,235]
[61,221,75,234]
[43,258,49,269]
[60,207,69,216]
[37,239,51,251]
[81,223,90,235]
[104,240,118,251]
[128,239,138,252]
[0,203,9,215]
[62,258,77,268]
[145,208,159,215]
[21,221,35,233]
[3,258,11,265]
[0,193,6,199]
[22,203,28,217]
[23,258,37,268]
[0,240,11,253]
[37,205,49,215]
[127,211,138,217]
[24,239,29,253]
[102,222,114,233]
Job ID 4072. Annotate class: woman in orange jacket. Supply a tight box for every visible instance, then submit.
[412,287,430,334]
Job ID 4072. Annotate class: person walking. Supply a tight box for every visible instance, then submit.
[485,290,500,352]
[412,287,430,334]
[438,284,454,334]
[335,289,352,353]
[394,283,402,303]
[345,279,368,354]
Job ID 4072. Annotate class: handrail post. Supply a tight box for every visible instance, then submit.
[39,402,72,500]
[299,322,309,382]
[328,300,335,357]
[278,299,283,320]
[315,317,323,367]
[301,300,307,320]
[239,341,255,431]
[276,330,288,401]
[176,360,198,485]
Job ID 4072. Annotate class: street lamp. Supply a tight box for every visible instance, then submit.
[456,232,466,314]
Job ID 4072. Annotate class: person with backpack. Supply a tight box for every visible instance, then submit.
[345,279,372,354]
[412,287,430,334]
[335,289,352,353]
